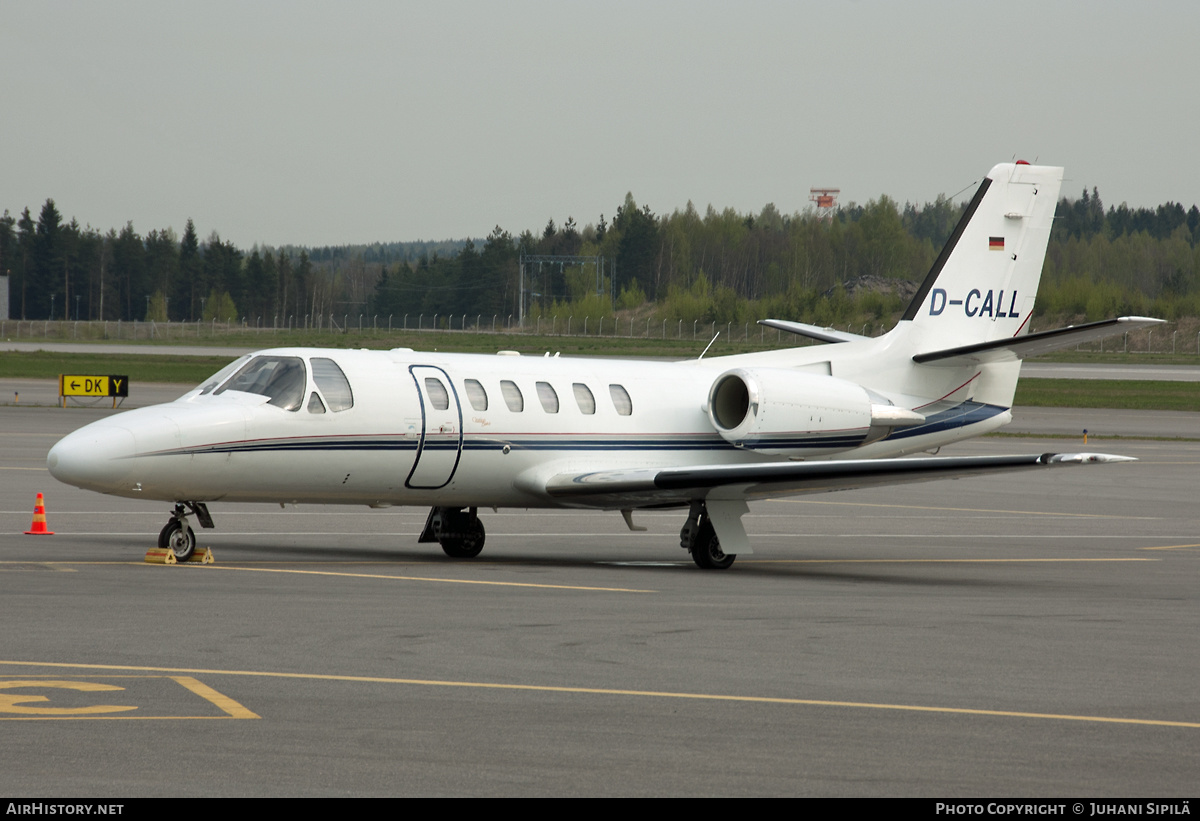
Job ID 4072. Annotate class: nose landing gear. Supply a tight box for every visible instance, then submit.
[158,502,214,562]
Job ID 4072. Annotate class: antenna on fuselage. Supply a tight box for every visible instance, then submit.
[698,331,721,360]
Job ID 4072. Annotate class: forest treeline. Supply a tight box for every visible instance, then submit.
[3,185,1199,327]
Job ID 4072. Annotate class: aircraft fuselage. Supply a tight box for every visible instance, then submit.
[46,340,1010,510]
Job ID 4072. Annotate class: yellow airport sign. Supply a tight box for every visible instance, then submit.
[59,374,130,406]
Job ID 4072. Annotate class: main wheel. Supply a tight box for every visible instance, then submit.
[691,520,735,570]
[440,517,485,559]
[159,520,196,561]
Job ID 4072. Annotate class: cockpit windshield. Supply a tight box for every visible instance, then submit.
[213,356,307,411]
[194,355,252,397]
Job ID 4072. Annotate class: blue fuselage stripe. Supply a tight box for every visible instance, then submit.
[143,401,1007,457]
[885,401,1006,440]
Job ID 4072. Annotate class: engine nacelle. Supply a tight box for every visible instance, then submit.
[706,368,925,456]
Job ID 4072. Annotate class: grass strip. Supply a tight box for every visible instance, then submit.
[1013,379,1200,411]
[0,351,235,385]
[2,351,1198,413]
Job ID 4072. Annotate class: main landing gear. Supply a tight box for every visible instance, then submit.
[420,506,486,559]
[680,501,736,570]
[417,502,745,569]
[158,502,214,562]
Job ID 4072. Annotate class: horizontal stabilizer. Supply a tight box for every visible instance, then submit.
[543,452,1134,508]
[757,319,868,344]
[913,316,1165,365]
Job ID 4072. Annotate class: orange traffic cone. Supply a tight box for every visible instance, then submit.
[24,493,55,535]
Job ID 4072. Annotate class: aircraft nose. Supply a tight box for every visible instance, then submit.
[47,423,137,493]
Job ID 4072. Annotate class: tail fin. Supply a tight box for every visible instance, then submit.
[901,162,1062,346]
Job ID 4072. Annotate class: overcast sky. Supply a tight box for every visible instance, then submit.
[3,1,1196,248]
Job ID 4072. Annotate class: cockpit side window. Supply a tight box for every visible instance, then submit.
[311,357,354,412]
[214,356,306,411]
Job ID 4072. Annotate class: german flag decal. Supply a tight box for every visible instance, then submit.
[989,236,1004,251]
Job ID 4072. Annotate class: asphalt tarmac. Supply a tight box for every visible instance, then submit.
[2,400,1198,796]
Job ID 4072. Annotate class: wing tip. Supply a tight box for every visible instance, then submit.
[1042,452,1138,465]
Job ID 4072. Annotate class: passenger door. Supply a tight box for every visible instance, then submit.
[405,365,463,489]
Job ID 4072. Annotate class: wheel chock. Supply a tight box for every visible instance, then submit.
[143,547,214,564]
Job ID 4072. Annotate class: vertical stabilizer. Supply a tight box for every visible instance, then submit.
[901,162,1062,346]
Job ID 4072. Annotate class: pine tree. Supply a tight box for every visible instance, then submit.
[34,199,64,318]
[178,219,201,320]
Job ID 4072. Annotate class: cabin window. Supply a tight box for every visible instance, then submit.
[424,377,450,411]
[464,379,488,411]
[609,384,633,416]
[536,382,559,413]
[214,355,306,412]
[307,392,326,414]
[572,383,596,414]
[311,357,354,412]
[500,380,524,412]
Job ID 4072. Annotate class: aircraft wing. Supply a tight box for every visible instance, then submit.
[757,319,868,343]
[913,316,1165,365]
[541,452,1134,508]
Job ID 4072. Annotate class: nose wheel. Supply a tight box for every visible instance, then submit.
[158,519,196,561]
[157,502,213,562]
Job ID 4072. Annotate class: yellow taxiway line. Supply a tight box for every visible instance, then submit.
[203,563,655,593]
[2,659,1196,730]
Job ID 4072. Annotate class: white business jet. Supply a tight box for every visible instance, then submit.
[47,162,1159,568]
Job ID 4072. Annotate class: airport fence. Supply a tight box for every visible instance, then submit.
[3,315,1199,355]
